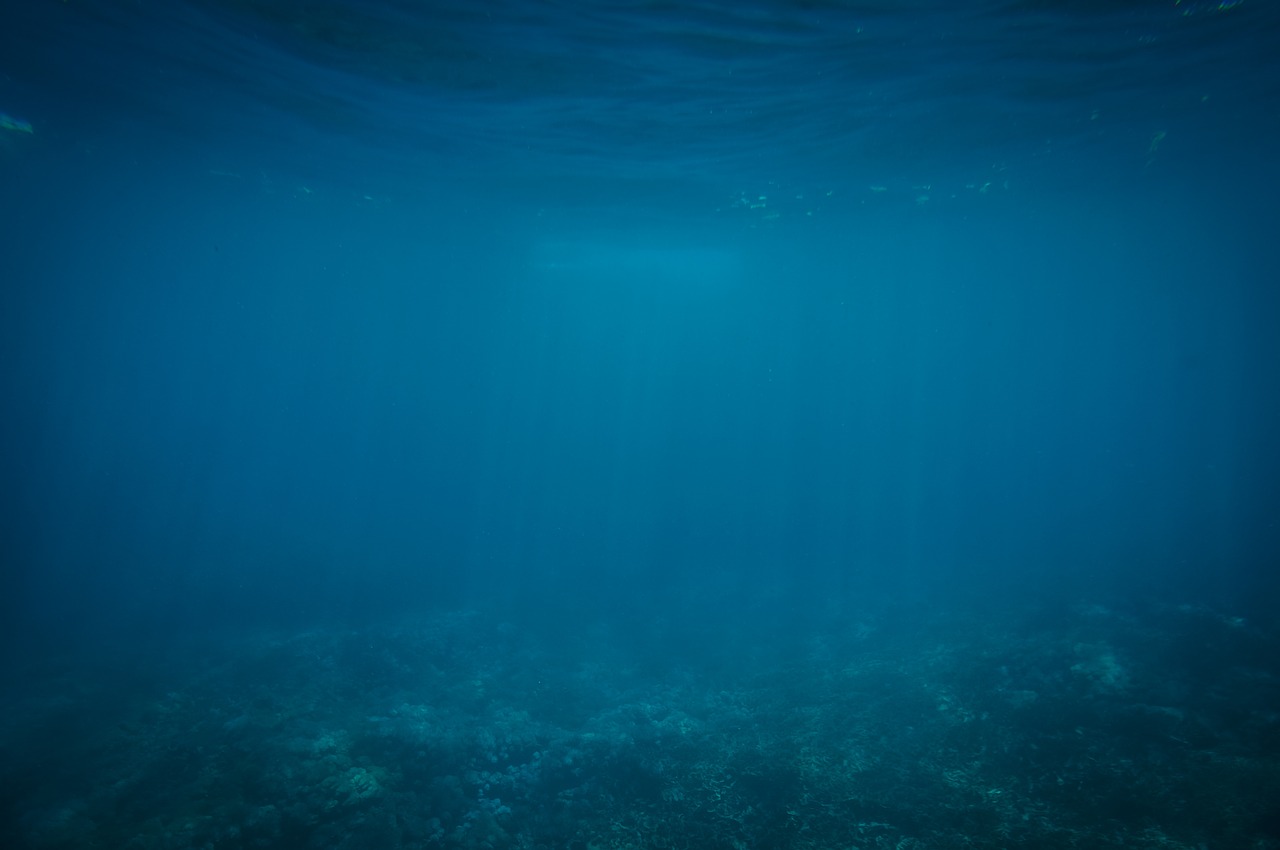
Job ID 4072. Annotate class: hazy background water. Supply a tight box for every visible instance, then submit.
[2,0,1278,651]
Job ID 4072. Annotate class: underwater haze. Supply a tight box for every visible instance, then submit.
[2,2,1279,849]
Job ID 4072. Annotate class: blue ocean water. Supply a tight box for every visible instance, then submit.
[1,2,1278,848]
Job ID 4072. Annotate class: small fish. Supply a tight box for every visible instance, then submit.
[0,112,34,134]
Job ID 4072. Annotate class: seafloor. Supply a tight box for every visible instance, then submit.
[2,599,1277,850]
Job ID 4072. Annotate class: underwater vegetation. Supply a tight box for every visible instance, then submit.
[3,600,1279,850]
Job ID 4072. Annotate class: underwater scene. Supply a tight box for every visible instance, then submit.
[2,2,1279,849]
